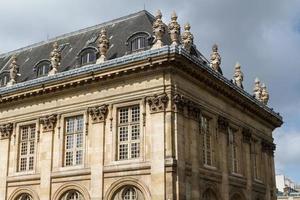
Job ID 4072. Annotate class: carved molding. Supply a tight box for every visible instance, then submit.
[217,116,229,132]
[0,123,13,140]
[242,128,252,144]
[88,104,108,123]
[147,94,169,113]
[40,114,57,132]
[261,139,276,156]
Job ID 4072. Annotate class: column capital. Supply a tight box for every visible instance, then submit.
[88,104,108,123]
[147,93,169,113]
[40,114,57,132]
[0,123,13,140]
[217,116,229,132]
[242,127,252,143]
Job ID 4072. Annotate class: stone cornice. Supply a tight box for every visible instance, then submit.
[147,93,169,113]
[0,123,13,140]
[40,114,57,132]
[0,46,282,128]
[88,104,108,123]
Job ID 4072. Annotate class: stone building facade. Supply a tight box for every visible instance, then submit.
[0,10,282,200]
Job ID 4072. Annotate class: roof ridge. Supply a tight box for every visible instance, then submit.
[0,10,149,59]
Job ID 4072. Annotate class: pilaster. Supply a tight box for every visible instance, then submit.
[39,114,57,200]
[147,93,168,200]
[88,104,108,200]
[242,127,252,200]
[0,123,13,200]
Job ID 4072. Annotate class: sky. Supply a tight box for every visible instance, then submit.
[0,0,300,182]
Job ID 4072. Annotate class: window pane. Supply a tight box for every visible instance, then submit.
[131,143,140,158]
[119,108,129,124]
[131,125,140,140]
[119,126,128,142]
[119,144,128,160]
[76,150,83,165]
[66,135,74,149]
[131,106,140,122]
[65,151,73,166]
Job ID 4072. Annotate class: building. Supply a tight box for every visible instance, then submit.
[0,10,283,200]
[276,175,296,193]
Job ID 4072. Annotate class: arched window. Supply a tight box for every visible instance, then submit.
[122,187,137,200]
[126,32,151,53]
[16,193,32,200]
[60,190,83,200]
[0,72,9,87]
[78,47,97,66]
[35,60,51,77]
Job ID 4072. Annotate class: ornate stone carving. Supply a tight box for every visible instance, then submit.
[152,10,165,49]
[147,93,169,113]
[48,42,61,76]
[187,101,200,120]
[0,123,13,140]
[242,128,252,143]
[7,55,19,86]
[232,62,244,89]
[88,104,109,123]
[40,114,57,132]
[181,23,194,53]
[253,78,262,101]
[261,140,276,156]
[172,94,186,113]
[210,44,222,74]
[217,116,229,132]
[97,29,110,63]
[168,11,180,46]
[261,83,269,105]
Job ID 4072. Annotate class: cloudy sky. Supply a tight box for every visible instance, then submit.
[1,0,300,182]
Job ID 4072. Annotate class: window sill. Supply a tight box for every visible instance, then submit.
[203,164,217,171]
[56,164,85,172]
[231,172,243,178]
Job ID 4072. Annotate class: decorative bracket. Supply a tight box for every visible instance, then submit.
[217,116,229,132]
[242,127,252,144]
[147,93,169,113]
[40,114,58,132]
[88,104,108,123]
[0,123,13,140]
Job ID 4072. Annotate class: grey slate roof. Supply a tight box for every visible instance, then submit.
[0,10,180,83]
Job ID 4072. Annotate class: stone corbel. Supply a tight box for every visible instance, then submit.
[217,116,229,132]
[172,94,186,113]
[242,127,252,144]
[147,93,169,113]
[88,104,108,123]
[261,140,276,156]
[187,101,200,121]
[0,123,13,140]
[40,114,58,132]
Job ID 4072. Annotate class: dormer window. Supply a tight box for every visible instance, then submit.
[126,32,151,53]
[78,47,98,66]
[0,72,9,87]
[35,60,51,77]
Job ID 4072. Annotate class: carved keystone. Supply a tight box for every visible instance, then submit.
[40,114,57,132]
[147,94,169,113]
[0,123,13,140]
[88,104,108,123]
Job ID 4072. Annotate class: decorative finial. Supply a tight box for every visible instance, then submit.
[7,55,19,86]
[261,83,269,105]
[232,62,244,89]
[168,11,180,46]
[253,77,262,101]
[151,10,165,49]
[210,44,222,74]
[181,23,194,53]
[48,42,61,76]
[97,28,110,63]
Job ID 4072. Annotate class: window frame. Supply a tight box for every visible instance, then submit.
[126,32,151,53]
[35,60,51,77]
[0,72,9,87]
[77,47,98,67]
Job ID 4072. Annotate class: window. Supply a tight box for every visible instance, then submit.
[0,72,9,87]
[117,105,140,160]
[18,124,36,172]
[36,61,51,77]
[123,187,137,200]
[201,115,213,166]
[131,37,146,51]
[64,116,84,166]
[60,190,83,200]
[229,127,239,174]
[17,194,33,200]
[79,49,97,66]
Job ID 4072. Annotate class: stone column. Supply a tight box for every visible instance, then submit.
[218,116,229,200]
[147,94,169,200]
[0,123,13,200]
[88,105,108,200]
[39,114,57,200]
[242,128,252,200]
